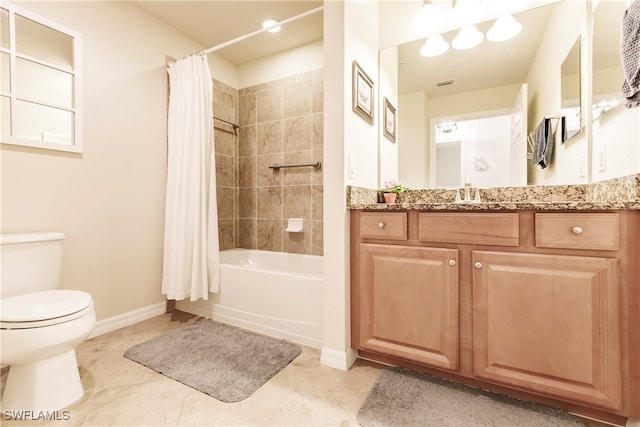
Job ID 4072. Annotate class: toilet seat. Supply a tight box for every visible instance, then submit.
[0,290,94,330]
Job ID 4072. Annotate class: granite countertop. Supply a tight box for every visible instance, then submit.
[347,174,640,211]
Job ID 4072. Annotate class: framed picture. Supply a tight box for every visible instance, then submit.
[352,61,374,125]
[383,98,396,142]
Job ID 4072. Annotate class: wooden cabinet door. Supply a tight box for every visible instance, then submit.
[356,243,459,370]
[472,251,622,410]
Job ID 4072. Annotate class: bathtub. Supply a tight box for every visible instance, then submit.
[175,249,324,348]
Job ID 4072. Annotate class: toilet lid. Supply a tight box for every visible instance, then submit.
[0,290,93,322]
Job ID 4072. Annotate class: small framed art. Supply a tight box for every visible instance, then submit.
[383,97,396,142]
[352,61,374,125]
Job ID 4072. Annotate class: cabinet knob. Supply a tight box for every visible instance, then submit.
[449,259,456,266]
[378,222,385,229]
[474,262,483,269]
[572,226,583,235]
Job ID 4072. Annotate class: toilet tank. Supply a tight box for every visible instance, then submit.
[0,232,65,299]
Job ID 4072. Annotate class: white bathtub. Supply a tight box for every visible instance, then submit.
[176,249,324,348]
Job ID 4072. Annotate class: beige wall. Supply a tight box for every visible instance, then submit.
[1,1,204,321]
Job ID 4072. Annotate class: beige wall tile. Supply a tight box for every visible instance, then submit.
[311,220,323,256]
[257,186,283,219]
[215,129,235,156]
[213,71,322,255]
[312,113,323,150]
[312,79,323,114]
[218,219,235,251]
[238,125,256,157]
[213,89,237,124]
[238,156,256,188]
[216,154,235,188]
[312,149,323,186]
[238,218,256,249]
[257,121,282,155]
[238,93,256,126]
[283,81,312,119]
[283,150,313,186]
[311,185,323,220]
[283,185,311,219]
[283,116,313,152]
[238,187,256,219]
[257,88,283,123]
[256,153,283,187]
[216,187,234,220]
[283,220,311,254]
[257,219,283,251]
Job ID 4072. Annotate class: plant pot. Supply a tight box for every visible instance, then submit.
[383,192,397,204]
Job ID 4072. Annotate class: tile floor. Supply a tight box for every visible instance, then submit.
[0,311,610,427]
[1,311,381,427]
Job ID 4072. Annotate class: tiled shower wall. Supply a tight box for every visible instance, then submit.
[212,69,324,256]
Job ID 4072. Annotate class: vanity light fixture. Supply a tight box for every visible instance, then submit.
[262,18,281,33]
[411,0,445,34]
[452,25,484,50]
[420,34,450,57]
[450,0,484,26]
[486,15,522,42]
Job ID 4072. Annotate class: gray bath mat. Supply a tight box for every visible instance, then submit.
[358,367,586,427]
[123,319,301,402]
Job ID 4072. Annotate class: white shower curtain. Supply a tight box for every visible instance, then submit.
[162,53,220,301]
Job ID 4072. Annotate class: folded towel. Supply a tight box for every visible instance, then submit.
[532,118,552,169]
[622,0,640,107]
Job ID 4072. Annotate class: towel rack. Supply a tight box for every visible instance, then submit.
[213,116,239,136]
[269,161,322,170]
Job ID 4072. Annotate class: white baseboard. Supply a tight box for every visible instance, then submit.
[320,346,358,371]
[89,302,166,338]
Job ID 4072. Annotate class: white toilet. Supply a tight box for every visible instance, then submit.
[0,232,96,412]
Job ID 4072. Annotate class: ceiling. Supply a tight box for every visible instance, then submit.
[131,1,323,65]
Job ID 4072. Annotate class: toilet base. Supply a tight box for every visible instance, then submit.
[2,349,84,414]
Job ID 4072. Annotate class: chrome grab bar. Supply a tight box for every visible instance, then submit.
[268,161,322,170]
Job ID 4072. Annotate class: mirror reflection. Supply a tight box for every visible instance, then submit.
[560,37,581,140]
[390,1,591,189]
[591,0,640,182]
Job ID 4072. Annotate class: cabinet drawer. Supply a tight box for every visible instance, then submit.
[418,213,519,246]
[535,213,619,251]
[359,212,407,240]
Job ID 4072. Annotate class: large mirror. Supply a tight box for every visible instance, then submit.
[591,0,640,182]
[560,37,582,141]
[385,0,591,189]
[1,3,82,153]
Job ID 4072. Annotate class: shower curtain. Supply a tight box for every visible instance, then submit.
[161,53,220,301]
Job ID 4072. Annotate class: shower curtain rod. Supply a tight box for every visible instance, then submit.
[200,5,323,55]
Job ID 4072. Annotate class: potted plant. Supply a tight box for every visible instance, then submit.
[380,180,408,204]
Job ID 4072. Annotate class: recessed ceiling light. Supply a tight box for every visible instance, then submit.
[262,18,281,33]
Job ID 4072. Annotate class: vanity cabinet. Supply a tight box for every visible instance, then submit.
[356,243,459,370]
[472,250,621,410]
[350,209,640,422]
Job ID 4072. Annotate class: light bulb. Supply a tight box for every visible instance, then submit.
[487,15,522,42]
[411,2,444,34]
[452,25,484,50]
[420,34,450,57]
